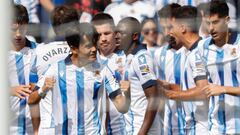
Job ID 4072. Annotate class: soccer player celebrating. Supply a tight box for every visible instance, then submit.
[163,6,209,134]
[154,3,186,135]
[117,17,160,135]
[32,22,130,134]
[28,5,80,134]
[9,4,39,135]
[198,1,240,134]
[91,13,129,135]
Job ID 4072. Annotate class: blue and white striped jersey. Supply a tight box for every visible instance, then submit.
[37,56,122,135]
[97,50,127,135]
[8,39,37,135]
[14,0,39,23]
[154,45,186,135]
[198,32,240,134]
[124,44,161,135]
[181,39,209,135]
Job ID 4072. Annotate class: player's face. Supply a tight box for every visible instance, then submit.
[95,24,116,56]
[117,24,132,52]
[78,36,97,62]
[11,23,27,47]
[141,21,157,44]
[206,14,229,42]
[159,18,177,46]
[115,31,121,47]
[169,18,182,45]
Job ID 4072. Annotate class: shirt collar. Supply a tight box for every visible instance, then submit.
[189,37,202,51]
[131,43,147,55]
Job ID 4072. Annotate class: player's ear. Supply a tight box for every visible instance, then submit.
[225,16,230,24]
[180,24,186,34]
[70,46,78,55]
[132,32,139,41]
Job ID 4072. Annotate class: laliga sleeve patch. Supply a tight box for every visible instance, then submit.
[139,64,150,75]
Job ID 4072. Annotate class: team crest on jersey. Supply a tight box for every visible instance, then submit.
[231,48,237,57]
[139,65,150,75]
[138,55,147,65]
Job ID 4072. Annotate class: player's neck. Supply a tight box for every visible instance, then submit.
[126,41,138,55]
[183,33,200,50]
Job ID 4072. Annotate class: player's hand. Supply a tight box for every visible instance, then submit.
[120,80,130,92]
[203,84,225,98]
[11,85,32,99]
[42,77,56,92]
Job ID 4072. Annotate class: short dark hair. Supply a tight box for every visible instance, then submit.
[158,3,181,18]
[197,2,209,15]
[174,6,201,33]
[117,17,141,35]
[204,0,229,18]
[65,23,98,48]
[51,5,79,35]
[91,13,115,28]
[13,4,29,24]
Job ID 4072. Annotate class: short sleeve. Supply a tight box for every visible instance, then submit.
[102,66,121,100]
[189,50,207,82]
[133,52,157,90]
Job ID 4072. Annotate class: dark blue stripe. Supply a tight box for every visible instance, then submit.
[216,50,226,133]
[184,70,189,89]
[93,81,101,134]
[176,102,185,134]
[190,112,196,135]
[15,54,26,135]
[76,70,85,134]
[167,104,173,135]
[58,61,68,134]
[174,53,181,85]
[188,0,192,5]
[115,70,122,82]
[107,113,113,135]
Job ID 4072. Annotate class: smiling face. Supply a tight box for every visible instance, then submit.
[95,23,116,56]
[78,35,97,63]
[206,14,229,42]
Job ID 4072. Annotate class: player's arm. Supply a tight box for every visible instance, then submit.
[203,84,240,97]
[163,79,208,101]
[28,77,55,105]
[106,80,130,114]
[134,54,159,135]
[29,103,40,135]
[104,65,131,113]
[163,51,208,101]
[138,84,159,135]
